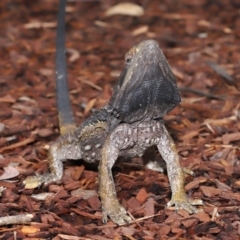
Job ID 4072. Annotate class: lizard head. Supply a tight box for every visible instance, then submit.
[108,39,181,128]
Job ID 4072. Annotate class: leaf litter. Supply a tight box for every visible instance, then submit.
[0,0,240,239]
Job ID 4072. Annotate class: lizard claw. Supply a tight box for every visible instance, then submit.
[182,167,194,176]
[102,200,132,225]
[167,193,203,214]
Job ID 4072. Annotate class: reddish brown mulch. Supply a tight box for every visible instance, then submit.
[1,0,240,239]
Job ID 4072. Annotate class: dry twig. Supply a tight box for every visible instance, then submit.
[0,214,33,226]
[179,87,225,100]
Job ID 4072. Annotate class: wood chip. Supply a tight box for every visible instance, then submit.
[136,188,148,204]
[200,186,221,197]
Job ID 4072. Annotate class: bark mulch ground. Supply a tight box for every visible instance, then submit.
[0,1,240,239]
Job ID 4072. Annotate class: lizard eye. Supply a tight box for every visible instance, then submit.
[125,56,132,65]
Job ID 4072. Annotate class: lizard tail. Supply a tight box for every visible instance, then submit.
[55,0,76,135]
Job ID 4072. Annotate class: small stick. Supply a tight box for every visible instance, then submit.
[131,212,163,223]
[0,214,33,226]
[78,77,102,91]
[127,211,142,229]
[179,87,225,100]
[0,135,35,153]
[206,60,234,84]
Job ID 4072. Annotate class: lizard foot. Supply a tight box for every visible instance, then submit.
[23,174,58,189]
[167,193,203,214]
[102,198,132,225]
[182,167,194,176]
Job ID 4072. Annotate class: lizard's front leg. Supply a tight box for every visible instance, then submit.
[24,133,82,189]
[157,125,202,213]
[99,133,132,225]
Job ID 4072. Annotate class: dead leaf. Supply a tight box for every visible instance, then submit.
[0,165,19,180]
[132,26,149,36]
[234,181,240,188]
[71,188,98,200]
[84,98,96,115]
[67,48,80,62]
[31,192,54,201]
[57,234,88,240]
[105,3,144,17]
[162,13,198,20]
[38,68,53,77]
[23,176,42,189]
[21,225,40,234]
[24,21,56,29]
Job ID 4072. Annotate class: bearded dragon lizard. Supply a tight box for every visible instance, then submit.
[24,0,202,225]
